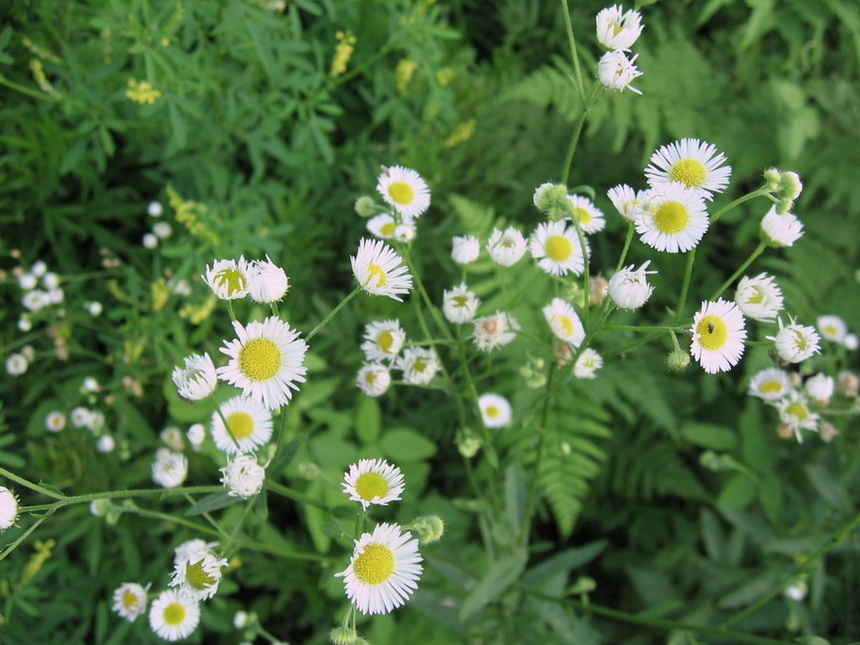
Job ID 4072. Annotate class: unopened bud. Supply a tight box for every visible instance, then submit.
[330,625,360,645]
[819,420,839,443]
[666,349,690,372]
[776,423,794,440]
[405,515,445,545]
[777,171,803,201]
[763,168,781,191]
[533,182,569,217]
[457,435,481,459]
[776,197,794,215]
[354,196,377,218]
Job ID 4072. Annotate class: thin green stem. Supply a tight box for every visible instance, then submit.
[560,82,603,186]
[674,248,697,324]
[521,361,556,547]
[559,0,584,98]
[614,224,635,273]
[710,186,770,225]
[708,242,767,302]
[17,485,223,512]
[306,287,361,341]
[264,480,328,511]
[0,467,65,500]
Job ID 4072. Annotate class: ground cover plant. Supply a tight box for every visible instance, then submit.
[1,0,859,643]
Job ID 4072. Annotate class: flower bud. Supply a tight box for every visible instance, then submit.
[777,171,803,201]
[330,625,360,645]
[666,349,690,372]
[533,182,569,216]
[406,515,445,545]
[354,196,377,218]
[763,168,781,191]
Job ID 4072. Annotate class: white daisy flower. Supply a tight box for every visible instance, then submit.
[351,238,413,302]
[70,406,92,428]
[112,582,149,622]
[761,207,804,247]
[210,395,273,455]
[442,284,481,324]
[596,4,644,51]
[689,299,747,374]
[361,319,406,362]
[30,260,48,277]
[143,233,158,249]
[87,301,103,316]
[342,458,406,509]
[153,221,172,239]
[607,184,644,222]
[5,353,28,376]
[187,423,205,450]
[17,316,32,332]
[767,316,821,363]
[247,255,289,304]
[398,347,440,385]
[203,257,251,300]
[149,589,201,641]
[472,311,519,351]
[478,393,512,428]
[148,201,163,217]
[844,334,858,350]
[217,316,309,410]
[817,315,848,344]
[597,50,643,94]
[356,363,392,397]
[335,522,423,615]
[574,348,604,379]
[45,411,66,433]
[636,182,709,253]
[0,486,20,531]
[487,227,528,267]
[608,261,656,310]
[565,195,606,234]
[172,353,218,401]
[42,272,59,289]
[747,367,792,402]
[97,434,115,453]
[170,545,229,602]
[367,213,397,240]
[734,273,784,322]
[645,138,732,200]
[393,224,415,243]
[152,451,188,489]
[838,370,859,398]
[529,221,586,276]
[173,540,219,567]
[18,273,37,290]
[161,426,186,451]
[21,289,50,312]
[543,298,586,348]
[85,410,105,433]
[376,165,431,220]
[451,235,480,265]
[220,455,266,499]
[805,373,834,405]
[776,391,820,442]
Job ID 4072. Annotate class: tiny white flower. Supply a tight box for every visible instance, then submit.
[472,311,519,351]
[161,426,186,451]
[817,315,848,344]
[0,486,20,531]
[529,221,587,276]
[87,301,103,316]
[18,273,37,290]
[247,255,290,304]
[574,348,603,379]
[97,434,116,453]
[142,233,158,249]
[768,316,820,363]
[805,373,834,405]
[845,334,858,351]
[761,206,804,247]
[596,4,644,51]
[367,213,397,239]
[361,319,406,362]
[30,260,48,277]
[22,290,49,312]
[376,165,431,220]
[608,261,656,310]
[342,458,405,509]
[153,221,172,239]
[152,451,188,489]
[351,238,413,302]
[734,273,783,322]
[776,391,820,442]
[148,201,164,217]
[203,257,251,300]
[220,455,266,498]
[645,138,732,201]
[636,182,709,253]
[187,423,205,449]
[478,393,512,428]
[451,235,481,265]
[172,353,218,401]
[487,227,527,267]
[6,353,28,376]
[71,406,92,427]
[112,582,150,622]
[17,316,32,332]
[48,287,64,304]
[210,395,273,455]
[607,184,645,222]
[565,194,606,234]
[82,376,99,393]
[149,589,201,641]
[45,411,66,433]
[442,284,481,324]
[394,224,416,243]
[42,272,59,289]
[170,545,229,602]
[398,347,441,385]
[356,363,392,397]
[747,367,792,402]
[689,299,747,374]
[597,50,643,94]
[543,298,585,348]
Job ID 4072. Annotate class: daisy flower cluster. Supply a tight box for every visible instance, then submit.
[355,319,440,396]
[595,4,645,95]
[39,378,124,455]
[356,165,431,243]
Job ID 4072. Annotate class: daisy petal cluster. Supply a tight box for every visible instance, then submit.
[596,4,644,51]
[356,363,392,397]
[210,395,273,455]
[645,138,732,201]
[376,165,431,221]
[172,353,217,401]
[472,311,520,352]
[342,458,405,510]
[478,393,512,428]
[361,320,406,362]
[487,227,528,267]
[351,238,414,301]
[767,316,820,363]
[169,542,229,602]
[636,182,709,253]
[761,206,804,247]
[689,299,747,374]
[203,258,251,300]
[608,261,656,310]
[112,582,150,622]
[607,184,644,222]
[0,486,20,531]
[597,50,643,94]
[543,298,586,348]
[220,455,266,498]
[529,221,587,276]
[565,195,606,234]
[734,273,783,322]
[443,283,481,324]
[398,347,441,385]
[152,450,188,489]
[149,589,200,641]
[451,235,480,265]
[574,348,604,379]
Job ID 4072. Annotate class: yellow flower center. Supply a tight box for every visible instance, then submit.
[612,24,624,36]
[555,314,575,337]
[746,288,765,304]
[365,372,377,385]
[546,235,573,262]
[186,559,217,591]
[786,402,809,420]
[163,602,187,626]
[453,295,469,307]
[572,207,592,224]
[366,263,388,288]
[380,221,396,236]
[760,380,783,394]
[413,357,427,372]
[239,338,282,381]
[354,543,395,585]
[213,268,246,297]
[669,158,707,188]
[791,329,810,351]
[696,315,728,350]
[485,405,500,419]
[655,201,690,234]
[227,412,255,439]
[355,472,389,501]
[123,590,139,607]
[388,181,415,205]
[377,330,394,353]
[824,325,838,336]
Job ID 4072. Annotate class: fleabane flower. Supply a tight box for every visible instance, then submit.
[543,298,586,348]
[768,316,820,363]
[217,316,308,410]
[367,213,397,240]
[398,347,440,385]
[335,523,423,615]
[220,455,266,498]
[689,299,747,374]
[529,221,587,276]
[6,353,28,376]
[45,411,66,433]
[442,284,481,324]
[608,261,656,310]
[776,391,820,442]
[472,311,520,351]
[247,256,289,304]
[172,353,217,401]
[361,320,406,362]
[112,582,149,622]
[747,367,792,402]
[817,315,848,344]
[805,373,834,405]
[734,273,784,322]
[645,138,732,200]
[478,393,512,428]
[351,238,413,302]
[574,348,603,379]
[607,184,644,222]
[152,451,188,489]
[636,182,709,253]
[149,589,200,641]
[565,195,606,234]
[597,50,643,94]
[170,544,229,602]
[596,4,644,51]
[203,258,250,300]
[487,227,528,267]
[210,395,273,455]
[342,458,405,510]
[761,207,804,247]
[0,486,20,531]
[376,165,430,220]
[451,235,480,265]
[356,363,392,397]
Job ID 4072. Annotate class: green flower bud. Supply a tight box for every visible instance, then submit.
[457,435,481,459]
[533,182,568,212]
[777,170,802,201]
[666,349,690,372]
[763,168,781,191]
[330,625,360,645]
[405,515,445,545]
[354,196,377,218]
[776,198,794,215]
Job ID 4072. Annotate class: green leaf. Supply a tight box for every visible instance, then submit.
[717,473,758,510]
[522,540,608,586]
[681,422,738,451]
[379,428,437,462]
[355,396,381,444]
[253,487,269,521]
[505,465,527,539]
[185,491,241,516]
[268,434,306,476]
[459,552,528,621]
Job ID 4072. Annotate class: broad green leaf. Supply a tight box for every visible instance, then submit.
[355,396,381,444]
[379,428,437,462]
[682,422,738,451]
[459,552,528,621]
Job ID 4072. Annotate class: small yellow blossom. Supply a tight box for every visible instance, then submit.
[180,295,217,325]
[395,58,417,94]
[29,59,61,99]
[443,119,476,148]
[330,30,357,78]
[151,277,170,312]
[435,68,455,87]
[126,78,162,104]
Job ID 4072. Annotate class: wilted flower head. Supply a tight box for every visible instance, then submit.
[595,4,644,51]
[597,50,643,94]
[247,256,289,304]
[608,261,656,310]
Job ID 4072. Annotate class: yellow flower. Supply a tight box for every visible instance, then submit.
[395,59,417,94]
[443,119,476,148]
[126,78,162,104]
[330,30,357,78]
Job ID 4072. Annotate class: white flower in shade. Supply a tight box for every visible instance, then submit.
[351,238,413,302]
[636,182,709,253]
[87,301,103,316]
[153,221,172,239]
[748,367,792,402]
[478,393,512,428]
[472,311,520,351]
[335,522,423,615]
[203,257,251,300]
[565,195,606,234]
[398,347,440,385]
[451,235,480,265]
[170,545,229,602]
[817,315,848,344]
[217,316,308,410]
[529,221,586,276]
[394,224,415,243]
[761,207,804,247]
[48,287,64,304]
[367,213,397,239]
[22,289,49,312]
[844,334,858,351]
[805,373,834,404]
[487,227,528,267]
[211,395,273,455]
[247,256,289,304]
[220,455,266,498]
[0,486,19,531]
[149,589,201,641]
[376,165,431,220]
[6,353,28,376]
[596,4,644,51]
[442,284,481,324]
[574,348,604,379]
[689,299,747,374]
[608,261,656,310]
[776,391,820,441]
[734,273,784,322]
[768,316,820,363]
[172,353,218,401]
[543,298,586,348]
[30,260,47,277]
[151,451,188,489]
[161,427,186,451]
[838,370,859,398]
[45,411,66,433]
[173,540,219,567]
[17,316,32,332]
[356,363,392,397]
[42,272,59,289]
[97,434,115,453]
[18,273,37,290]
[148,201,163,217]
[342,458,406,509]
[597,50,643,94]
[112,582,149,622]
[71,407,91,428]
[86,410,105,433]
[645,138,732,201]
[142,233,158,249]
[361,320,406,362]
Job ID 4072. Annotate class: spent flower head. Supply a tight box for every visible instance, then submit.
[220,455,266,498]
[608,261,656,310]
[597,50,642,94]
